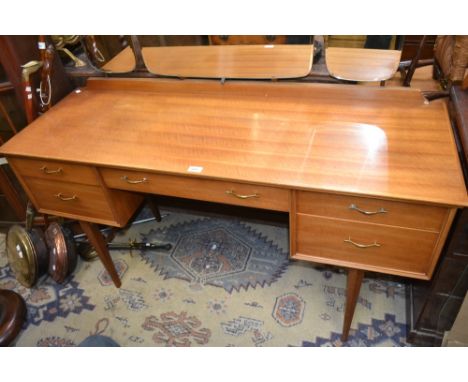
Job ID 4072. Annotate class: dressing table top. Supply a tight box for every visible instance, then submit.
[1,77,466,207]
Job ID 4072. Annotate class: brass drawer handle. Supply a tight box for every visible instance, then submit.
[121,175,148,184]
[55,193,77,201]
[344,237,381,249]
[40,165,62,174]
[349,203,387,215]
[225,189,259,199]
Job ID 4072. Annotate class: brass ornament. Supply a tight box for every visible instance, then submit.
[6,225,48,288]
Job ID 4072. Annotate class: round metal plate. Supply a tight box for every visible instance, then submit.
[45,223,68,283]
[45,223,78,283]
[6,225,38,288]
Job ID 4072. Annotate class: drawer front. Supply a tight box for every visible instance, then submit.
[24,177,115,223]
[100,168,290,212]
[9,157,99,186]
[296,191,447,232]
[294,214,439,278]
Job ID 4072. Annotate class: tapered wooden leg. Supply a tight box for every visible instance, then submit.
[79,221,121,288]
[341,268,364,342]
[146,196,162,222]
[0,166,26,221]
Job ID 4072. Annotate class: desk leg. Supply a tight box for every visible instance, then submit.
[146,196,162,222]
[79,221,122,288]
[341,268,364,342]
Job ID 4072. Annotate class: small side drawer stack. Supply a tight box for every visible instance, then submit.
[291,191,455,279]
[8,157,142,227]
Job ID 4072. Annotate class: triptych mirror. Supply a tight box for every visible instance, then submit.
[51,35,318,80]
[50,36,402,82]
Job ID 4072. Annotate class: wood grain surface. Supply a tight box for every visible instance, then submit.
[100,167,290,212]
[23,177,115,222]
[1,77,466,207]
[294,213,439,279]
[142,45,314,79]
[8,157,100,186]
[296,190,447,232]
[325,47,402,82]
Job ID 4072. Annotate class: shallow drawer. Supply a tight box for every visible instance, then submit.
[24,177,115,224]
[100,168,289,212]
[294,214,439,278]
[296,191,447,232]
[9,157,99,186]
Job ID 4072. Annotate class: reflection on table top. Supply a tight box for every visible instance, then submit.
[325,47,402,82]
[141,45,314,79]
[1,77,466,207]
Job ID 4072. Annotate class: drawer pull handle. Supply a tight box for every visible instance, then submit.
[349,204,387,215]
[40,165,62,174]
[344,237,381,249]
[55,193,77,201]
[121,175,148,184]
[225,189,259,199]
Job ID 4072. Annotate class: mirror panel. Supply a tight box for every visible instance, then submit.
[142,45,314,79]
[324,35,402,82]
[82,36,135,73]
[140,35,315,79]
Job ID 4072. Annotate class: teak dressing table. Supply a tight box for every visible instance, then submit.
[1,77,467,341]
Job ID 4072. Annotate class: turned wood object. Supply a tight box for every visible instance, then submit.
[0,289,27,346]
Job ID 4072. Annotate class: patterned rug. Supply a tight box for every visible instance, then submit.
[0,207,410,347]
